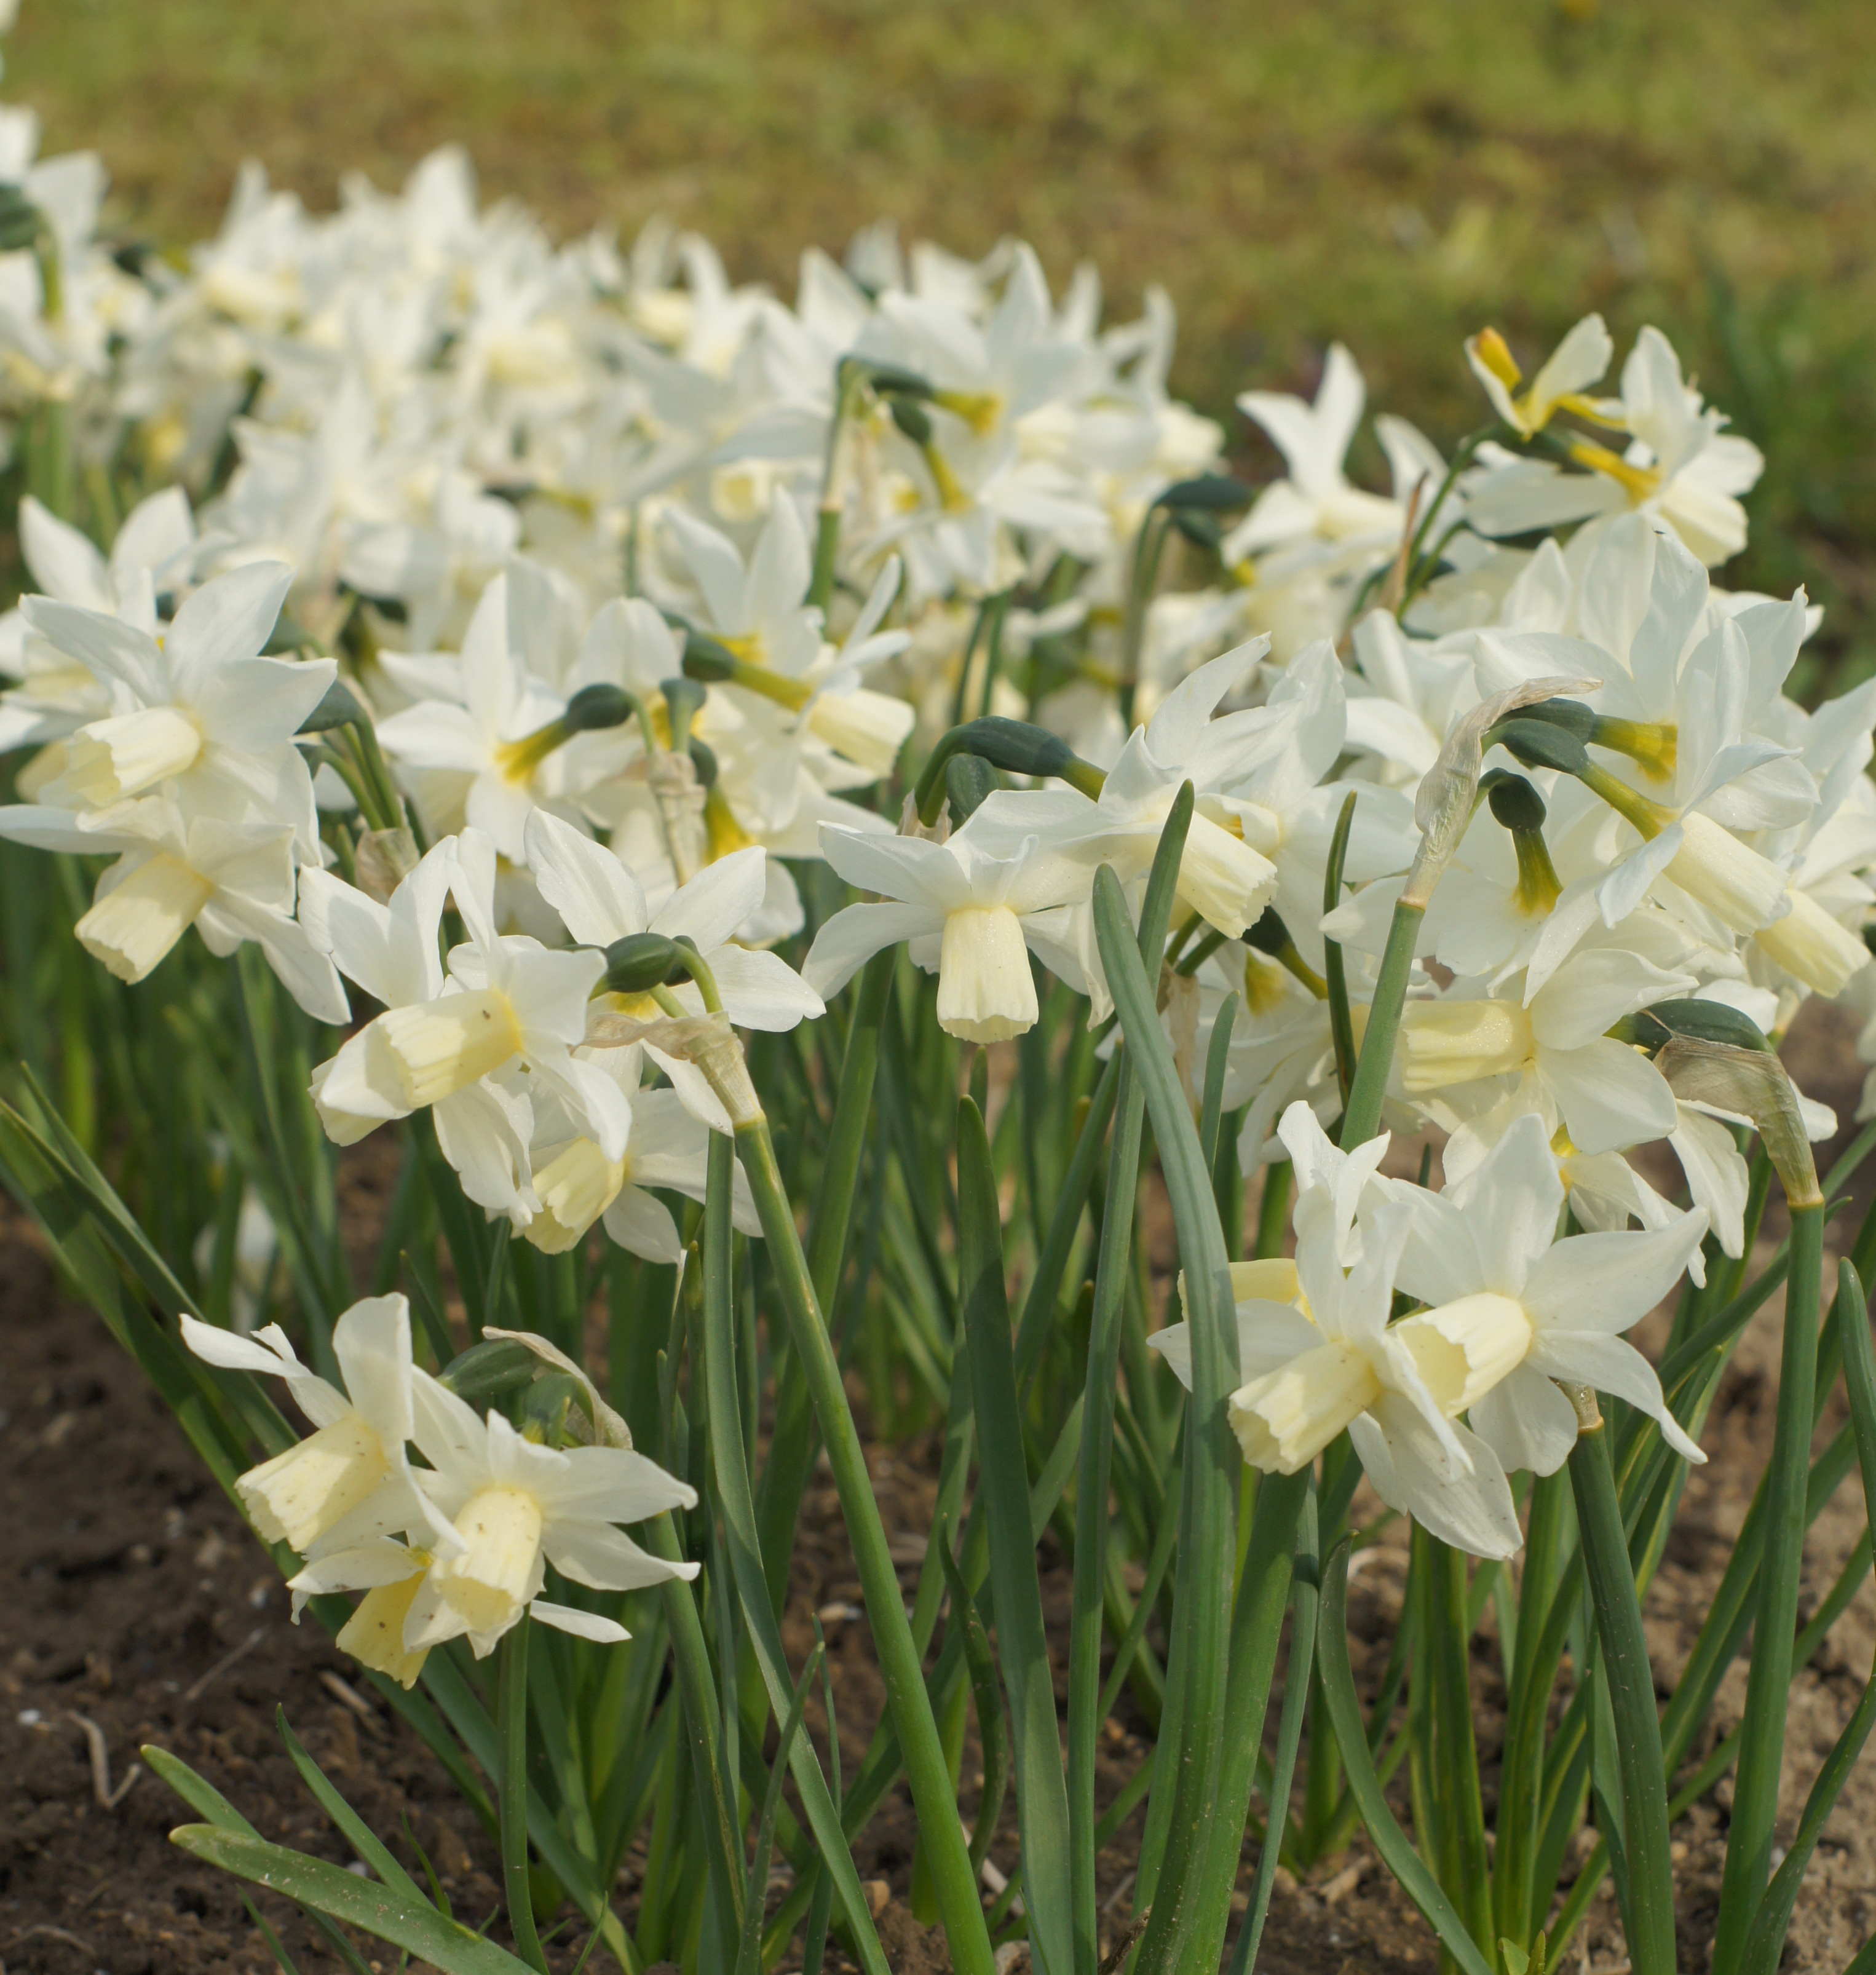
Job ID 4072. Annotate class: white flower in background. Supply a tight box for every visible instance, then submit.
[1465,315,1615,440]
[1467,328,1763,568]
[1222,344,1404,561]
[1393,1110,1708,1474]
[180,1296,452,1557]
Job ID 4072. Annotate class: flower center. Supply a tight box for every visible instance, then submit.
[379,989,525,1107]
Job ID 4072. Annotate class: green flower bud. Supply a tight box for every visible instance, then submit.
[603,932,683,994]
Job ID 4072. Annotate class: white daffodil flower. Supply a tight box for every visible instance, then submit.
[1467,328,1763,568]
[526,808,821,1130]
[1464,315,1615,440]
[22,560,332,859]
[0,794,346,1020]
[0,488,201,753]
[805,821,1094,1042]
[299,836,457,1143]
[1395,927,1695,1157]
[1152,1135,1521,1559]
[970,643,1296,945]
[403,1374,699,1654]
[375,571,570,864]
[1222,344,1405,560]
[180,1296,453,1559]
[526,1072,761,1262]
[1394,1110,1708,1477]
[376,829,630,1211]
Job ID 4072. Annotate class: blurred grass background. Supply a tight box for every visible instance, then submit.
[9,0,1875,682]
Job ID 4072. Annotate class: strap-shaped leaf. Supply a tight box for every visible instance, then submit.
[697,1131,893,1975]
[1736,1261,1876,1975]
[736,1644,822,1975]
[958,1091,1075,1975]
[940,1522,1010,1875]
[143,1744,261,1836]
[168,1826,534,1975]
[1093,835,1248,1975]
[1227,1479,1320,1975]
[277,1708,427,1906]
[1316,1538,1495,1975]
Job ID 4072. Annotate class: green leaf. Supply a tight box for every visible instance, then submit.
[1316,1539,1495,1975]
[143,1744,261,1835]
[1569,1427,1674,1975]
[276,1708,428,1906]
[1321,789,1359,1100]
[1092,838,1247,1975]
[735,1644,822,1975]
[939,1527,1009,1876]
[1735,1261,1876,1975]
[697,1132,893,1975]
[168,1826,535,1975]
[1713,1200,1824,1975]
[1224,1474,1317,1975]
[958,1093,1075,1975]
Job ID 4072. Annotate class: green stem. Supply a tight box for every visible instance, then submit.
[498,1618,550,1975]
[1067,1051,1146,1965]
[1713,1200,1824,1975]
[1339,898,1423,1149]
[1493,1466,1569,1949]
[1570,1420,1675,1975]
[1430,1536,1492,1959]
[733,1112,997,1975]
[700,1131,890,1975]
[756,948,895,1607]
[641,1511,746,1939]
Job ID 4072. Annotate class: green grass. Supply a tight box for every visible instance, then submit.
[9,0,1875,674]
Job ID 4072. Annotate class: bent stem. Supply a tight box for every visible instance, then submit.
[499,1617,550,1975]
[1570,1413,1675,1975]
[732,1109,997,1975]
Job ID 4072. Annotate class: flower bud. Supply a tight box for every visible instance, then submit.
[296,678,370,734]
[439,1337,540,1407]
[1655,1037,1821,1208]
[563,683,635,732]
[603,932,682,995]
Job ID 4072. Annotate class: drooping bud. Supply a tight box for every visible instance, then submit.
[603,931,682,995]
[437,1337,539,1409]
[1655,1037,1821,1209]
[563,683,636,732]
[297,678,370,734]
[1403,673,1601,909]
[913,715,1106,825]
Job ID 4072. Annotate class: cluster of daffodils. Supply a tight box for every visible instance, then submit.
[1152,1102,1707,1557]
[4,94,1876,1576]
[181,1297,698,1685]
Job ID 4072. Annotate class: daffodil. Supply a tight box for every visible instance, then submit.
[1393,1110,1708,1475]
[805,821,1093,1042]
[180,1296,452,1557]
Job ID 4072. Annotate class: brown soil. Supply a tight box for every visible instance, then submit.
[4,996,1875,1974]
